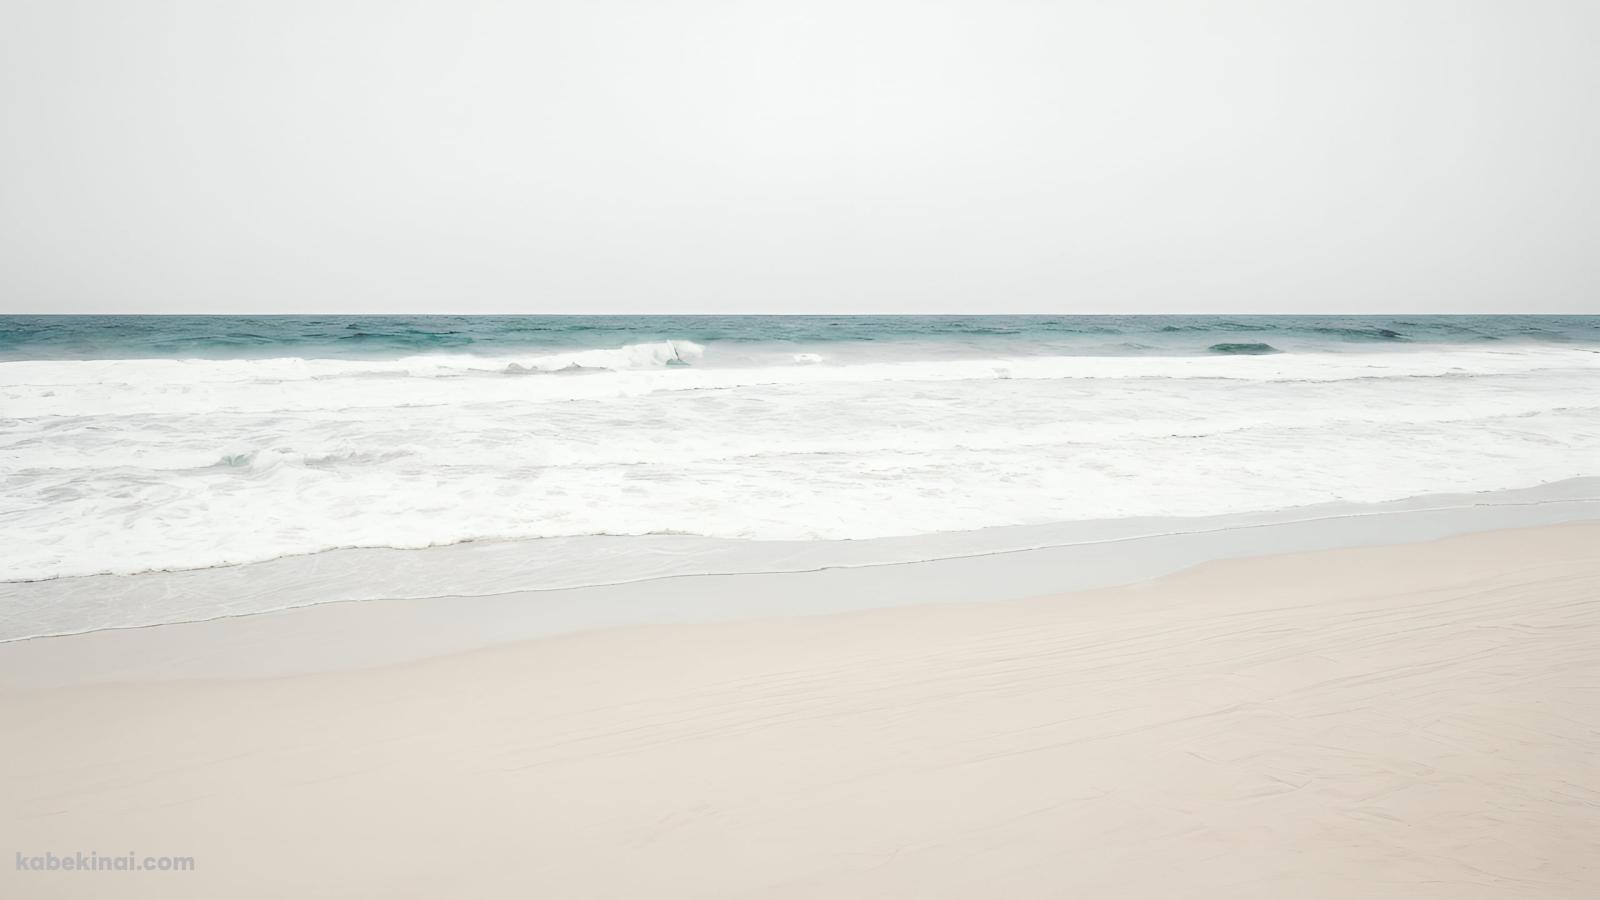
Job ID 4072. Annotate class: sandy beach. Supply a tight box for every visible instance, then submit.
[6,0,1599,894]
[3,521,1596,899]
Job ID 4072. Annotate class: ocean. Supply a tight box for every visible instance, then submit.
[3,314,1598,586]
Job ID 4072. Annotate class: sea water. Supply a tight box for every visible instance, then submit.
[2,315,1597,583]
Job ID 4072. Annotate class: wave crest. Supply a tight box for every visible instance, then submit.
[499,340,704,375]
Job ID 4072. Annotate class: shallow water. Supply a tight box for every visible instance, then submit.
[3,315,1597,583]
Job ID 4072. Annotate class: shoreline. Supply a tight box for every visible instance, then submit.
[2,480,1599,688]
[4,476,1599,649]
[2,522,1595,898]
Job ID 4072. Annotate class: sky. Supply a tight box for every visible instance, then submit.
[1,0,1596,314]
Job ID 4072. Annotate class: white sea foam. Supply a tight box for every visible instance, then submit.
[2,342,1597,582]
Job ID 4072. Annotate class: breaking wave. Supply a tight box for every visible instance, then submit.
[2,326,1597,588]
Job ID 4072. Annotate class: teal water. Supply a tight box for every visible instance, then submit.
[2,314,1597,361]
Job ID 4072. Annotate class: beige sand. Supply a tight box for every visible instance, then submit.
[2,523,1597,899]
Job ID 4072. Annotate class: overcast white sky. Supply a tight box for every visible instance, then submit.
[1,0,1596,314]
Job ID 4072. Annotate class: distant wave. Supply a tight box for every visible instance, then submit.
[335,331,473,349]
[1161,321,1272,333]
[1208,342,1281,355]
[5,315,1599,362]
[1309,326,1407,341]
[497,340,703,374]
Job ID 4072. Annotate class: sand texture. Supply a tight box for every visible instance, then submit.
[3,523,1597,898]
